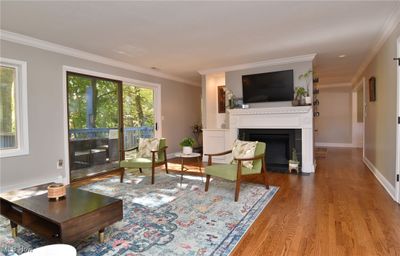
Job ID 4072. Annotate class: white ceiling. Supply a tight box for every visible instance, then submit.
[1,1,399,86]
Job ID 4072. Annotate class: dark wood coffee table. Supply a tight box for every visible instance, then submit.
[0,187,122,243]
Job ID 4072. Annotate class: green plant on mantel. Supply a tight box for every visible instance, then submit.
[224,88,236,109]
[294,87,307,100]
[298,70,313,95]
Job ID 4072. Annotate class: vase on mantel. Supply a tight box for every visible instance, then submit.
[305,96,312,105]
[299,97,306,106]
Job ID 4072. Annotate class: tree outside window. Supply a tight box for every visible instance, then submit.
[0,58,29,158]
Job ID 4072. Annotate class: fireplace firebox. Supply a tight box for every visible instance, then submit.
[238,129,302,172]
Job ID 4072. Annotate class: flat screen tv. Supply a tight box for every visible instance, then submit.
[242,70,294,103]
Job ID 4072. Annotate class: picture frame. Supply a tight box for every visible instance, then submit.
[369,76,376,102]
[217,85,226,113]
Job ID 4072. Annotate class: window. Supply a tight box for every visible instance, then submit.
[0,58,29,158]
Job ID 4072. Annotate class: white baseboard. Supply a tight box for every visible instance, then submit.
[363,157,396,201]
[0,176,62,193]
[315,142,355,148]
[167,152,179,159]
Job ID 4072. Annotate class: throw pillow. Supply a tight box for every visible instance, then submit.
[137,138,160,160]
[231,139,257,169]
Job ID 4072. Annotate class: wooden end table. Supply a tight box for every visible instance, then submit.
[0,187,122,244]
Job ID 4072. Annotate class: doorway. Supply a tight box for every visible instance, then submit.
[352,78,364,149]
[65,69,161,182]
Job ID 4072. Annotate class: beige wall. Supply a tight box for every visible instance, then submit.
[315,86,353,144]
[204,73,225,129]
[0,40,201,191]
[355,23,400,187]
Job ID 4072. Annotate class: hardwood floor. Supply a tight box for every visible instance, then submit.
[72,148,400,255]
[231,148,400,256]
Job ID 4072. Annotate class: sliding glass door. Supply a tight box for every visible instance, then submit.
[123,84,156,159]
[67,72,122,181]
[67,71,160,181]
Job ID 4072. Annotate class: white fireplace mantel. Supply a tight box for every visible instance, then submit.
[227,106,315,173]
[228,105,311,115]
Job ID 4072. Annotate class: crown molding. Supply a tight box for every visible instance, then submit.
[198,53,316,75]
[0,29,200,87]
[351,4,400,84]
[318,83,352,89]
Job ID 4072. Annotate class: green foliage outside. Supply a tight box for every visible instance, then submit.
[68,75,90,129]
[123,84,154,128]
[68,74,154,131]
[0,66,16,135]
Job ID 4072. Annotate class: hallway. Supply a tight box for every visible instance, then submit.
[232,148,400,255]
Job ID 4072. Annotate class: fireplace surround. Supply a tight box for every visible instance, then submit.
[228,106,315,173]
[238,128,302,171]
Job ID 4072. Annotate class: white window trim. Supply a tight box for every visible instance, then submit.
[0,58,29,158]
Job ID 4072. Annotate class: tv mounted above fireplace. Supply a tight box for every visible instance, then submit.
[242,70,294,103]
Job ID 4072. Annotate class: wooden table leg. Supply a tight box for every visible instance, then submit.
[10,221,17,238]
[181,157,184,172]
[98,228,105,243]
[197,156,203,182]
[180,157,184,183]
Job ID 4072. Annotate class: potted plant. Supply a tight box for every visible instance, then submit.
[294,87,307,105]
[180,137,195,154]
[224,88,236,109]
[288,148,300,174]
[298,70,313,104]
[191,124,202,146]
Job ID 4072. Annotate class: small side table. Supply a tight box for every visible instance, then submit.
[20,244,77,256]
[175,152,203,182]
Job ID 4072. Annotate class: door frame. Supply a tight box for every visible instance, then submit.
[362,77,366,158]
[354,77,366,159]
[62,66,162,184]
[352,78,365,149]
[396,36,400,203]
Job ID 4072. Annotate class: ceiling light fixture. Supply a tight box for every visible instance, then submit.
[338,54,346,58]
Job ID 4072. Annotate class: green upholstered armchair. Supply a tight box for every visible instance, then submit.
[120,138,168,184]
[204,141,269,202]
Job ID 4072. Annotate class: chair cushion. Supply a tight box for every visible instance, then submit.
[231,139,257,169]
[205,164,260,181]
[120,157,164,168]
[157,138,166,162]
[137,138,160,160]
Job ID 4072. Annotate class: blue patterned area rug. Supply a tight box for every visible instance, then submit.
[0,172,278,256]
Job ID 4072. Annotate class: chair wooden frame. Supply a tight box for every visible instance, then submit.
[204,150,269,202]
[120,145,169,184]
